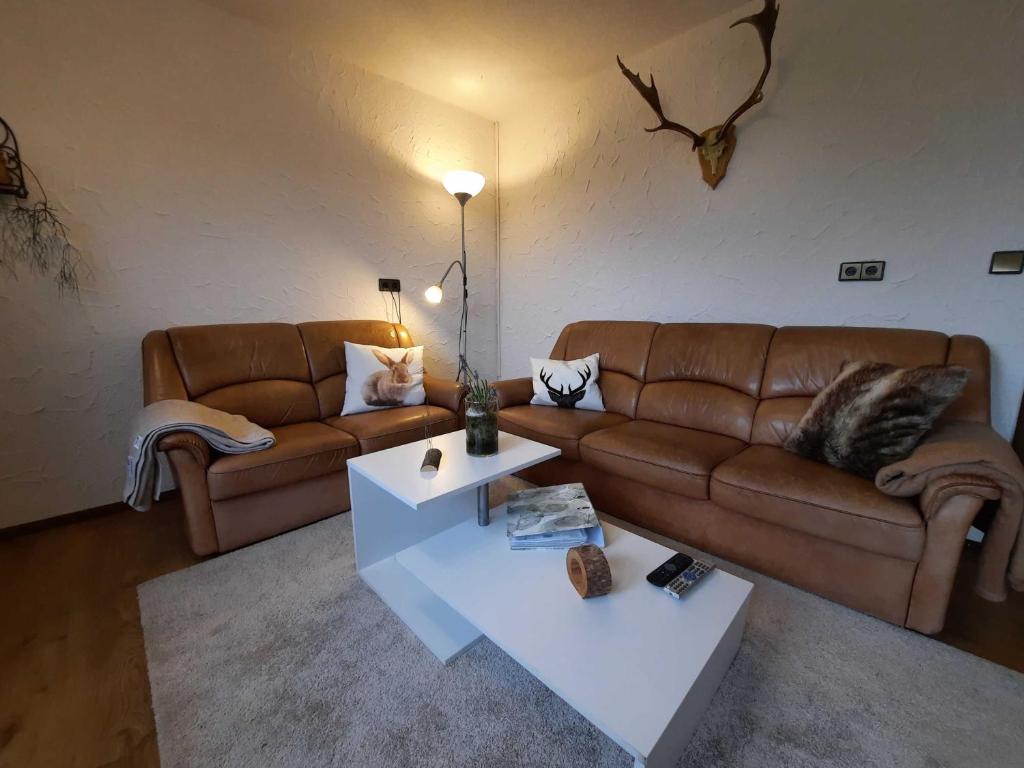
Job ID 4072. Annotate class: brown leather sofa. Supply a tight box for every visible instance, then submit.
[494,321,996,634]
[142,320,463,555]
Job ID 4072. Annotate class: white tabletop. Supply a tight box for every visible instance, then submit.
[396,507,753,762]
[346,430,560,510]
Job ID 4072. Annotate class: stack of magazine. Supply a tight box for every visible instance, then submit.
[506,483,604,550]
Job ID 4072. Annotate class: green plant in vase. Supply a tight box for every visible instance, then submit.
[464,368,498,457]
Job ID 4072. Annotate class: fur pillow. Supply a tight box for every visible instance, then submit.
[784,361,969,478]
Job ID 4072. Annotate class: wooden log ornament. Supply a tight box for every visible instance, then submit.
[566,544,612,598]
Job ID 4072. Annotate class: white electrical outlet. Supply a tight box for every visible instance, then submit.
[838,262,862,281]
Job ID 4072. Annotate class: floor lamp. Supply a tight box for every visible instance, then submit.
[425,170,485,383]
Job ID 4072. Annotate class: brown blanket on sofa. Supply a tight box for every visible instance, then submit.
[876,421,1024,601]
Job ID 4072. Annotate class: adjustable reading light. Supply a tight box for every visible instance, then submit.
[424,283,444,304]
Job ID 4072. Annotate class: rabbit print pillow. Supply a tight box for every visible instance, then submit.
[529,353,604,412]
[342,342,426,415]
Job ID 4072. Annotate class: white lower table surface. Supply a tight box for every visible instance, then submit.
[396,508,751,768]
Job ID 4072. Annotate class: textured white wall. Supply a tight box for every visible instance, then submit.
[0,0,496,527]
[498,0,1024,436]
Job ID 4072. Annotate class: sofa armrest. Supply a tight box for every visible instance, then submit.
[919,473,1000,522]
[493,377,533,409]
[423,373,465,413]
[906,473,1003,632]
[142,330,188,405]
[156,432,218,555]
[157,431,211,469]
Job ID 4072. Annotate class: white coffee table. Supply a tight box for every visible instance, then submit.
[348,429,753,768]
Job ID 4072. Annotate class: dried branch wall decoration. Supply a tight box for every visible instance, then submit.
[0,117,82,296]
[617,0,780,189]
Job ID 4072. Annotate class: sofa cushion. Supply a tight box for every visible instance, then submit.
[326,405,457,454]
[547,321,659,417]
[710,445,924,561]
[760,326,950,399]
[167,323,321,427]
[168,322,313,396]
[645,323,775,395]
[750,396,812,446]
[208,421,358,501]
[580,420,746,499]
[498,405,629,460]
[297,320,412,419]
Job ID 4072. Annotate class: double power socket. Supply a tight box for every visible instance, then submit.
[838,261,885,282]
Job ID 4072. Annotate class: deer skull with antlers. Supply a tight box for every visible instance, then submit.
[617,0,779,189]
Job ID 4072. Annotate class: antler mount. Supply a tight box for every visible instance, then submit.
[617,0,778,189]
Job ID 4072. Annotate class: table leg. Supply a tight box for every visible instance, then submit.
[350,468,484,662]
[477,482,490,526]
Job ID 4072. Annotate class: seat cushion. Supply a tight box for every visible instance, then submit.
[710,445,924,561]
[208,421,358,501]
[325,405,457,454]
[580,420,746,499]
[498,405,629,460]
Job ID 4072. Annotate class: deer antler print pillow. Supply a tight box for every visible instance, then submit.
[341,342,426,415]
[529,353,604,412]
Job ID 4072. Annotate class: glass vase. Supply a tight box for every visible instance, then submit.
[465,396,499,457]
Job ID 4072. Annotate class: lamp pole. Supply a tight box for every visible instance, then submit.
[427,171,484,383]
[456,192,470,382]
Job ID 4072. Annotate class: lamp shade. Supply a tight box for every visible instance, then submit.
[424,284,444,304]
[442,170,485,198]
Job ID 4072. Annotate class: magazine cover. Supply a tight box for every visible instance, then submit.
[506,483,598,538]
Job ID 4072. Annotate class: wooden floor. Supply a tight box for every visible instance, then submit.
[1,501,1022,768]
[0,498,200,768]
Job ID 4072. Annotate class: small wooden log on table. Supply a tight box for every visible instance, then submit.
[566,544,612,598]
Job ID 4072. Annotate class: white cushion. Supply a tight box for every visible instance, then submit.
[342,342,426,416]
[529,353,604,412]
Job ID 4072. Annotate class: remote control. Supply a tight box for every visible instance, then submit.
[663,559,714,599]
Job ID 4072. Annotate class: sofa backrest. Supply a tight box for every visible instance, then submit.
[540,321,991,446]
[752,326,990,446]
[638,324,775,441]
[142,320,415,426]
[163,323,320,427]
[548,321,659,417]
[298,320,413,418]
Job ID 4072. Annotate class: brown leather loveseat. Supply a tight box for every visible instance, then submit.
[494,321,995,634]
[142,320,462,555]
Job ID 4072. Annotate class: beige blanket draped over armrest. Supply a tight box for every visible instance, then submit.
[123,399,275,512]
[875,421,1024,601]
